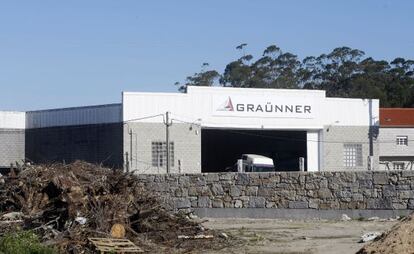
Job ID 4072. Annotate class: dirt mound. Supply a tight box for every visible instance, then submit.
[0,161,230,253]
[357,213,414,254]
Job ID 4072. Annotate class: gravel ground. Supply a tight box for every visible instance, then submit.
[202,218,397,254]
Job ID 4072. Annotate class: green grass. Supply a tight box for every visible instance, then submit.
[0,230,56,254]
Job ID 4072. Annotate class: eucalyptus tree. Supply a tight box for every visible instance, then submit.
[178,44,414,107]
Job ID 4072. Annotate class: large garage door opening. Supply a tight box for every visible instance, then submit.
[202,129,307,173]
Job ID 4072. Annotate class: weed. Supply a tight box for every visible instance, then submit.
[0,230,56,254]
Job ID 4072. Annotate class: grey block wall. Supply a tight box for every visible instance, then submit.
[125,124,379,173]
[0,129,25,168]
[26,123,123,168]
[321,126,379,171]
[21,122,380,173]
[124,122,201,174]
[379,128,414,157]
[378,128,414,170]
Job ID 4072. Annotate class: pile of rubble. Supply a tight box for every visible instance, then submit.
[357,213,414,254]
[0,161,230,253]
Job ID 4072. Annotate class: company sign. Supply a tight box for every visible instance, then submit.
[212,95,316,118]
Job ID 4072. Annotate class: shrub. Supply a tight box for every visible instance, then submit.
[0,230,56,254]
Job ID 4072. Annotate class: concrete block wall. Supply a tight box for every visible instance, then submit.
[124,122,201,174]
[322,126,379,171]
[379,128,414,157]
[0,129,25,167]
[136,171,414,211]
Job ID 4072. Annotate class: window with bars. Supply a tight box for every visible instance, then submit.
[396,136,408,146]
[151,141,174,167]
[343,144,363,168]
[393,162,405,170]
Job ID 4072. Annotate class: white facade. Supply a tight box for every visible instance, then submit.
[0,111,25,129]
[123,86,379,172]
[123,87,379,130]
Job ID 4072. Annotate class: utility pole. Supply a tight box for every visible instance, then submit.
[165,111,172,173]
[368,99,374,171]
[129,129,133,172]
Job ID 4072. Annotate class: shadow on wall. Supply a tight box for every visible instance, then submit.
[25,123,123,169]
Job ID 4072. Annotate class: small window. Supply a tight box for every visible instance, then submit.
[343,144,363,168]
[393,162,405,170]
[151,141,174,168]
[396,136,408,146]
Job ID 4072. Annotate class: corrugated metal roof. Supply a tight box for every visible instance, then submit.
[26,103,122,129]
[380,108,414,127]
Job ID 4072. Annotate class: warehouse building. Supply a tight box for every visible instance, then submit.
[25,104,123,169]
[0,86,380,173]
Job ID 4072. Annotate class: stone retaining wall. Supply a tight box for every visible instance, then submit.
[136,171,414,210]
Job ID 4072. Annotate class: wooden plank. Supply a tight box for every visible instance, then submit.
[93,247,142,252]
[88,238,143,253]
[93,243,138,248]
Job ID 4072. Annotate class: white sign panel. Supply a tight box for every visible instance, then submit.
[212,95,316,119]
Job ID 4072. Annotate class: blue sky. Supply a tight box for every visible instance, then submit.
[0,0,413,111]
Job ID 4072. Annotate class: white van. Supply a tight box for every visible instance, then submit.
[237,154,275,172]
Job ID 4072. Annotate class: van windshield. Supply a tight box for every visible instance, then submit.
[252,165,275,172]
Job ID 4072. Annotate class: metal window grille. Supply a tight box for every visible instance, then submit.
[393,162,405,170]
[396,136,408,146]
[151,141,174,167]
[343,144,363,167]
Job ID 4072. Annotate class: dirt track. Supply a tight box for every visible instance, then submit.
[203,218,397,254]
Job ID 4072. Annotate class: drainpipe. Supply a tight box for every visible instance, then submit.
[368,99,374,170]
